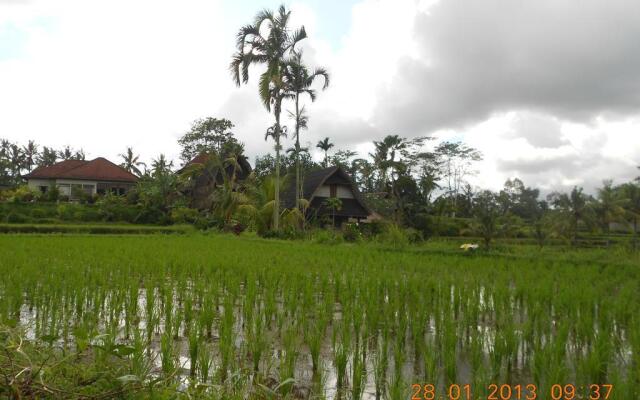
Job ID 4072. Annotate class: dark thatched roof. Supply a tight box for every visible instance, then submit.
[282,166,371,219]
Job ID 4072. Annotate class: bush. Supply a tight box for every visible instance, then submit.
[6,186,38,203]
[30,208,48,219]
[170,207,200,224]
[41,186,59,203]
[405,227,424,244]
[342,223,362,243]
[313,229,343,245]
[377,224,409,248]
[194,215,224,231]
[360,219,389,237]
[5,212,29,224]
[56,204,75,221]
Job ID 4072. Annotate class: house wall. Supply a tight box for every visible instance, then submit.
[314,184,354,199]
[27,179,54,192]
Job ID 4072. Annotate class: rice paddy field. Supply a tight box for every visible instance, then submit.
[1,234,639,399]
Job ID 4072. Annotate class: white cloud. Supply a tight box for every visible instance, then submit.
[1,0,638,194]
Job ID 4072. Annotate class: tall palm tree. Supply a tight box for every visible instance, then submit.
[8,144,24,182]
[551,186,594,245]
[119,147,146,176]
[620,183,640,249]
[22,140,38,173]
[316,137,333,167]
[595,180,625,233]
[371,135,408,191]
[151,154,174,176]
[284,51,329,210]
[230,5,307,231]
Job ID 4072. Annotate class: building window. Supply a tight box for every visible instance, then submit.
[38,186,48,194]
[330,184,337,198]
[82,184,94,195]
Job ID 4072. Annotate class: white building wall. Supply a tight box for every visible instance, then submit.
[337,185,354,198]
[314,184,354,199]
[27,179,54,191]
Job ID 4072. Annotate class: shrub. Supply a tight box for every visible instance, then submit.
[30,208,47,219]
[7,186,38,203]
[170,207,200,224]
[342,223,362,243]
[377,224,409,248]
[57,204,75,221]
[360,219,388,237]
[5,212,29,223]
[194,215,224,231]
[313,229,343,245]
[405,227,424,244]
[42,186,60,202]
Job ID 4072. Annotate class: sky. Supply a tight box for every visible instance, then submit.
[1,0,639,194]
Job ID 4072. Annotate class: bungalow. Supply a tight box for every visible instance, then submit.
[24,157,138,199]
[282,166,371,226]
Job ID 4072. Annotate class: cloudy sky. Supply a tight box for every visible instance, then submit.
[1,0,639,193]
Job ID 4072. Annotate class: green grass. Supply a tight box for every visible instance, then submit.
[0,234,638,399]
[0,223,194,234]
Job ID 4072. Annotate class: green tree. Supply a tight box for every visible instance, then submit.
[548,186,595,245]
[434,141,483,217]
[473,190,501,249]
[151,154,174,176]
[22,140,38,173]
[316,137,334,168]
[119,147,145,176]
[620,183,640,248]
[284,51,329,211]
[230,5,307,232]
[37,146,58,167]
[594,180,626,233]
[178,118,237,163]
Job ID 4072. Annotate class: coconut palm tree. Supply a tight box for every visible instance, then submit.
[8,144,24,181]
[22,140,38,173]
[151,154,174,176]
[119,147,146,176]
[620,183,640,249]
[595,180,626,233]
[230,5,307,231]
[316,137,334,167]
[284,51,329,210]
[550,186,595,245]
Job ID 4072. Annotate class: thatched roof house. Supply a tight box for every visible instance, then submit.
[282,166,371,225]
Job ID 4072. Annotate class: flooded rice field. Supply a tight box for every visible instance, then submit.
[1,235,639,398]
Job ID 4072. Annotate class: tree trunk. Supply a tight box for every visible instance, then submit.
[294,94,301,213]
[273,99,282,232]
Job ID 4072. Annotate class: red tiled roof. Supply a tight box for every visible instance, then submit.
[25,157,138,183]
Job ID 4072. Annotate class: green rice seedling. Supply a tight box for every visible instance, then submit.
[279,324,298,395]
[160,330,175,378]
[373,329,389,399]
[198,340,213,384]
[350,343,366,400]
[130,328,150,379]
[188,323,199,377]
[333,321,350,391]
[306,318,325,374]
